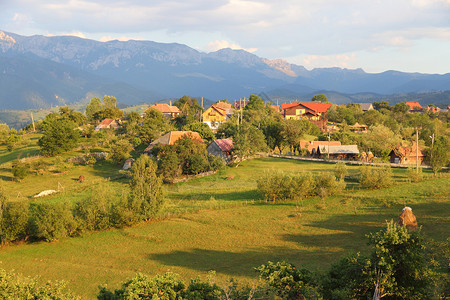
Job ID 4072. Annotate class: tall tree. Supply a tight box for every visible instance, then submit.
[128,155,164,221]
[429,136,449,175]
[38,117,80,156]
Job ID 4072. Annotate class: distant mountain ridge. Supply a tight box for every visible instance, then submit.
[0,30,449,109]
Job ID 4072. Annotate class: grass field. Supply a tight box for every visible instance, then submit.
[0,147,448,298]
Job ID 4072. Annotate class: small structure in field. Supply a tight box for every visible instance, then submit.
[397,206,418,230]
[123,158,134,170]
[207,139,233,163]
[33,190,58,198]
[77,175,85,183]
[317,144,359,160]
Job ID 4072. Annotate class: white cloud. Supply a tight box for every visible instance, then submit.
[205,40,257,53]
[99,35,145,42]
[300,53,357,69]
[1,0,450,73]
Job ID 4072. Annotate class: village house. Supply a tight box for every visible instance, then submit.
[145,103,181,119]
[349,122,368,134]
[299,140,341,155]
[388,141,425,165]
[144,131,203,153]
[95,118,120,131]
[353,103,374,111]
[233,99,249,110]
[202,102,233,129]
[281,101,332,131]
[426,105,441,113]
[207,139,234,163]
[316,144,360,160]
[405,102,423,112]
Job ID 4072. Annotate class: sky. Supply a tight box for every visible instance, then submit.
[1,0,450,74]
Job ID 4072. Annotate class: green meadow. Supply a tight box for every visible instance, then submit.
[0,139,448,298]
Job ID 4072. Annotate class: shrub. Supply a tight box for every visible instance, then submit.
[313,172,346,199]
[1,201,29,243]
[359,166,393,189]
[157,151,181,182]
[74,184,112,231]
[257,171,315,203]
[207,154,225,171]
[29,202,77,242]
[110,194,138,228]
[11,159,29,181]
[183,154,208,175]
[334,162,348,181]
[98,272,185,300]
[0,268,78,299]
[407,166,423,182]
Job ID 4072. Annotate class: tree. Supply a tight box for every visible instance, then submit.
[429,136,449,175]
[86,97,103,122]
[311,94,328,103]
[257,261,319,299]
[232,125,267,165]
[109,139,133,164]
[38,117,80,156]
[323,221,437,299]
[11,159,29,181]
[128,155,164,221]
[182,122,215,144]
[282,119,305,154]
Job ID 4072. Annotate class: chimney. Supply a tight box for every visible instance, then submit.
[169,100,172,106]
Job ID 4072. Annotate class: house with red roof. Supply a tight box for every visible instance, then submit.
[145,103,181,119]
[144,131,203,153]
[95,118,120,131]
[207,139,234,163]
[405,102,423,112]
[281,101,332,131]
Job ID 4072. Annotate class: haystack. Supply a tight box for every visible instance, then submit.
[397,206,418,230]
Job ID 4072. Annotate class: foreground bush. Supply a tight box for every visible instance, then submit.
[98,272,223,300]
[359,165,393,189]
[0,268,78,299]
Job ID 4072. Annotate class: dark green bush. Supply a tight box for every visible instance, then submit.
[1,201,29,243]
[74,184,111,231]
[30,202,77,241]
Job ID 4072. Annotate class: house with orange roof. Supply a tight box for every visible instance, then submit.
[95,118,120,131]
[426,105,441,113]
[405,102,423,112]
[145,103,181,119]
[281,101,332,131]
[202,102,232,130]
[144,131,204,153]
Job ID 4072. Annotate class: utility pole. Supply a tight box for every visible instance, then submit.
[416,127,419,173]
[30,112,36,132]
[430,133,435,161]
[328,132,330,160]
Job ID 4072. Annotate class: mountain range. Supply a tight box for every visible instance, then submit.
[1,30,449,110]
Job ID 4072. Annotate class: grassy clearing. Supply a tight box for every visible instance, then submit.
[0,153,447,298]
